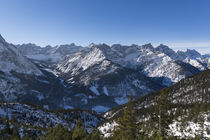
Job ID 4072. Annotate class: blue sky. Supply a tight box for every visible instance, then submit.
[0,0,210,53]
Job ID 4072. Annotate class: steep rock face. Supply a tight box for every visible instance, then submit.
[0,35,45,104]
[57,43,200,87]
[56,45,164,110]
[16,43,43,55]
[54,43,84,56]
[0,35,71,109]
[155,44,178,59]
[57,46,106,76]
[109,44,200,85]
[16,41,207,88]
[49,43,200,112]
[16,41,210,83]
[177,49,201,59]
[1,34,209,113]
[0,35,42,75]
[16,43,84,62]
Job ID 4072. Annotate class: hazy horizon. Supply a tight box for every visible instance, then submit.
[0,0,210,53]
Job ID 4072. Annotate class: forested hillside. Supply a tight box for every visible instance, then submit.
[99,70,210,140]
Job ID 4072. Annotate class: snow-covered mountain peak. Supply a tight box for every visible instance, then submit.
[88,43,97,48]
[0,35,42,75]
[184,49,201,58]
[70,43,76,46]
[1,35,209,113]
[16,43,42,55]
[45,45,53,49]
[0,34,6,43]
[155,44,178,59]
[16,43,84,62]
[177,49,201,59]
[139,43,154,50]
[111,44,121,48]
[57,45,107,76]
[89,43,110,51]
[156,44,173,52]
[53,44,83,55]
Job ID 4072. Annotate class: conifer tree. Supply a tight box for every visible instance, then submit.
[152,88,172,138]
[45,124,71,140]
[11,125,20,139]
[22,134,30,140]
[5,114,11,135]
[72,118,88,140]
[88,129,102,140]
[113,93,137,140]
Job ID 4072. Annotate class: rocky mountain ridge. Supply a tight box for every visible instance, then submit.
[0,34,209,113]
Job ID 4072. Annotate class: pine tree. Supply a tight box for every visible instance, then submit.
[113,93,137,140]
[198,104,206,139]
[4,114,11,135]
[11,125,20,139]
[72,118,88,140]
[22,134,30,140]
[45,124,72,140]
[88,129,102,140]
[152,88,172,138]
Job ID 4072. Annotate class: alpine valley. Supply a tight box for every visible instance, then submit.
[0,34,209,139]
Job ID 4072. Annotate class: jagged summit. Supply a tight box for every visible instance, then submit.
[16,42,84,62]
[155,44,178,59]
[0,34,6,43]
[1,33,210,112]
[0,35,42,75]
[184,48,201,58]
[89,43,110,51]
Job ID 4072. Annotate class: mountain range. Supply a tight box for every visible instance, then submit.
[0,34,210,139]
[0,34,210,113]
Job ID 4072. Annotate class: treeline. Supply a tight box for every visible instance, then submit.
[1,89,209,140]
[0,116,102,140]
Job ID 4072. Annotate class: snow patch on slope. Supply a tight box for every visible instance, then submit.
[92,106,110,113]
[0,36,42,75]
[90,86,100,96]
[103,86,109,96]
[114,97,129,105]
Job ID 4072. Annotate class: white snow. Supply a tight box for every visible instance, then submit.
[75,93,86,98]
[90,86,100,96]
[31,90,44,100]
[0,39,42,76]
[103,86,109,96]
[0,102,100,135]
[37,94,44,100]
[43,105,49,110]
[98,121,118,137]
[36,79,50,84]
[81,98,88,104]
[169,114,210,139]
[55,43,210,90]
[26,53,62,62]
[92,105,110,113]
[57,47,106,75]
[114,97,129,105]
[64,105,74,109]
[89,95,93,99]
[0,108,6,117]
